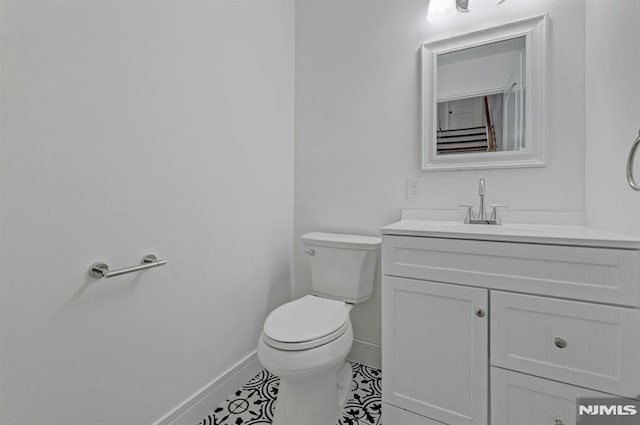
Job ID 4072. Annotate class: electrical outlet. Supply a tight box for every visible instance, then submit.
[407,178,420,201]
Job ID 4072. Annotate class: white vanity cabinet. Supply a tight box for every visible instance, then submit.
[381,218,640,425]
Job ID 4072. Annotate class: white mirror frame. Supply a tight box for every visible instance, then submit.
[421,15,547,171]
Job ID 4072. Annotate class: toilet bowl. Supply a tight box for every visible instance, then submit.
[257,232,381,425]
[258,296,354,425]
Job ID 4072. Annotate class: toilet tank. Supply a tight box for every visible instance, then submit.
[302,232,381,304]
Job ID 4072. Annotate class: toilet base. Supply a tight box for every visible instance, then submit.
[272,361,350,425]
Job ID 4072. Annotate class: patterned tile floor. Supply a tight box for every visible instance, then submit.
[197,362,382,425]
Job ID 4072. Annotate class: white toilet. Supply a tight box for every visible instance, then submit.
[257,232,381,425]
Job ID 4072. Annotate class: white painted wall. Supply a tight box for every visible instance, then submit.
[0,1,294,424]
[585,0,640,236]
[295,0,586,349]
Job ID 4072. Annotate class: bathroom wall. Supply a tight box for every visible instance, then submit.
[294,0,586,352]
[0,1,294,424]
[585,0,640,237]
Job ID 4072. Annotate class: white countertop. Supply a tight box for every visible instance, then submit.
[381,211,640,249]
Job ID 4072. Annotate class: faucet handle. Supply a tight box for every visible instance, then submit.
[489,205,508,225]
[459,204,475,223]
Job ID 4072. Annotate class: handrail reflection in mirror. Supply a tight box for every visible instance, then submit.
[89,254,167,279]
[626,129,640,191]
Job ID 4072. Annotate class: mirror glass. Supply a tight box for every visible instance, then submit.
[436,37,525,156]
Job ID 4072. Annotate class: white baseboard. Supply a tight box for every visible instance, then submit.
[347,339,381,370]
[154,351,262,425]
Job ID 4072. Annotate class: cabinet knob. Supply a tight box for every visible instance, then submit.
[475,308,486,318]
[554,337,568,349]
[555,419,565,425]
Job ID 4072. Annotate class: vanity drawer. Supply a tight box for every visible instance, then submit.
[491,292,640,398]
[491,367,629,425]
[382,235,640,307]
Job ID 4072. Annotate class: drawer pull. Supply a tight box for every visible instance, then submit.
[475,308,486,318]
[554,337,567,349]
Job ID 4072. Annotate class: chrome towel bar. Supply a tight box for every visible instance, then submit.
[627,129,640,191]
[89,254,167,279]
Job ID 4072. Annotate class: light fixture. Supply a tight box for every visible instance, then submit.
[456,0,469,12]
[426,0,456,23]
[427,0,507,23]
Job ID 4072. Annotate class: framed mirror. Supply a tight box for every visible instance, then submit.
[421,15,547,171]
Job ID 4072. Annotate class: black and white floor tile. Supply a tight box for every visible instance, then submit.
[197,362,382,425]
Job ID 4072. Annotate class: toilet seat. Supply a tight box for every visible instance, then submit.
[263,295,350,351]
[263,320,350,351]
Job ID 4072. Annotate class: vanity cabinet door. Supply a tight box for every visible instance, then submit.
[382,277,488,425]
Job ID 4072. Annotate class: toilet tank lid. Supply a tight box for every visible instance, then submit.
[302,232,381,249]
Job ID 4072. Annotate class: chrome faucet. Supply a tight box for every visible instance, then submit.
[460,178,505,225]
[477,178,487,221]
